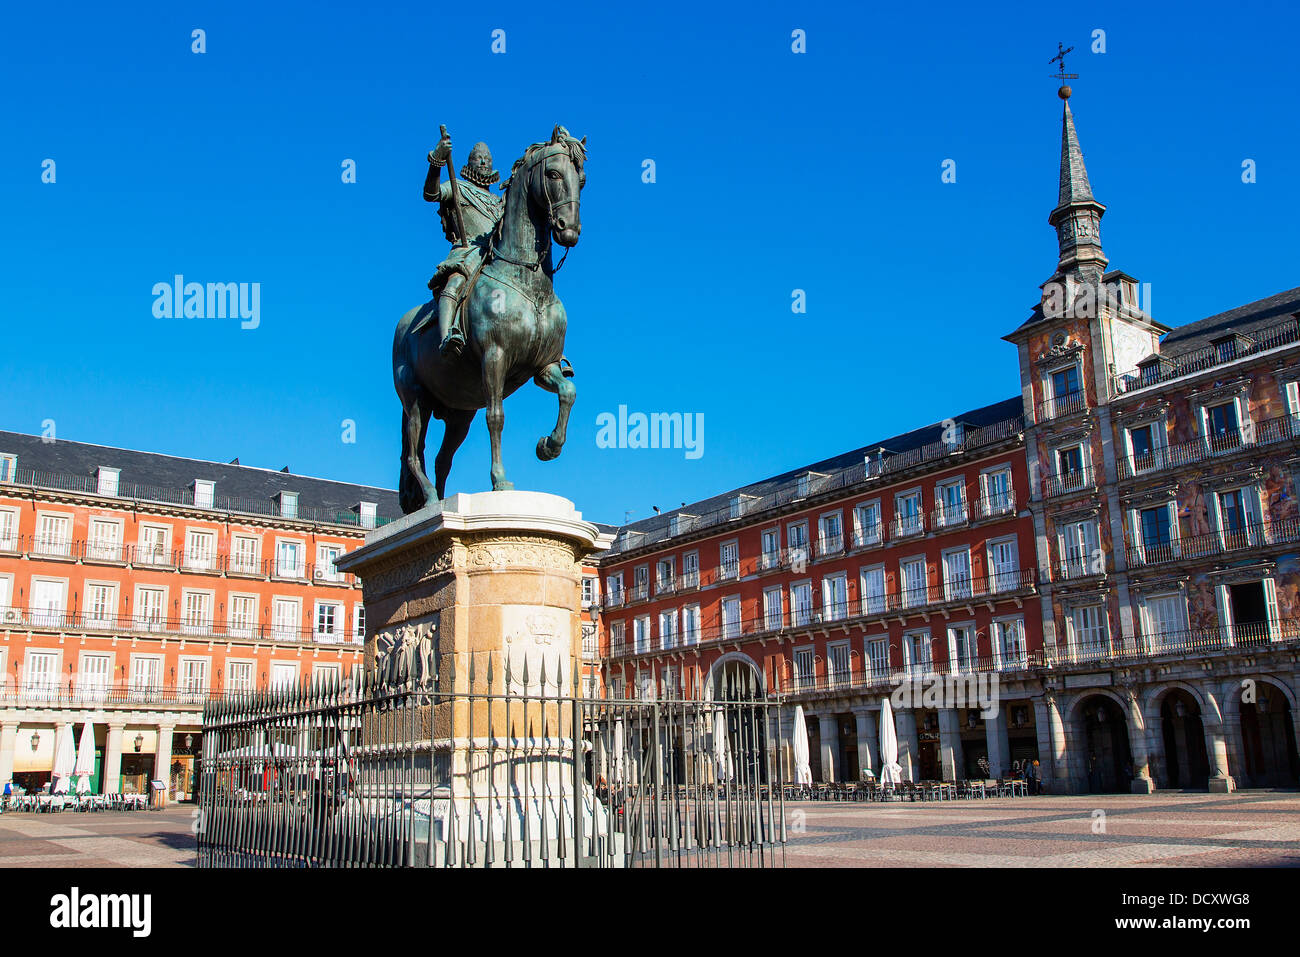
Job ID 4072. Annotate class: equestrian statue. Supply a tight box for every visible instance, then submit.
[393,124,586,513]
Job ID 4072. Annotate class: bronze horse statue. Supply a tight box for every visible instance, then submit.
[393,126,586,513]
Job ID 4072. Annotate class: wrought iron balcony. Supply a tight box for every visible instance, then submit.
[0,605,363,647]
[718,560,740,582]
[1042,466,1095,498]
[1125,517,1300,569]
[851,523,883,548]
[974,490,1016,519]
[1036,389,1087,423]
[1118,413,1300,480]
[891,513,925,539]
[1055,619,1300,666]
[931,500,969,529]
[814,533,844,559]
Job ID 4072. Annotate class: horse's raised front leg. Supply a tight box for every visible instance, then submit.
[533,361,576,461]
[481,344,513,490]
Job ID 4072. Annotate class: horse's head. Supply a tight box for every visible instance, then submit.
[515,125,586,248]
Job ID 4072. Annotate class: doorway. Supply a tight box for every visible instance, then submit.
[1160,690,1209,789]
[1079,696,1132,793]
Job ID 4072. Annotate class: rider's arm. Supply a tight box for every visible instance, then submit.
[423,162,446,203]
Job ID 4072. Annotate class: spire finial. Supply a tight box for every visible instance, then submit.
[1049,41,1078,99]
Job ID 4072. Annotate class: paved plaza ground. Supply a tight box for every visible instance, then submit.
[0,793,1296,867]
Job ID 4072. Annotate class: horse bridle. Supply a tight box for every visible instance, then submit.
[489,143,580,273]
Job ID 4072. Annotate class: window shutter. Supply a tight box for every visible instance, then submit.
[1215,583,1234,645]
[1263,577,1280,640]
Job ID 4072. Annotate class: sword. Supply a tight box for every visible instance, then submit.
[440,124,469,249]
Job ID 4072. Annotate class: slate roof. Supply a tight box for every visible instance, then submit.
[0,429,400,524]
[613,396,1024,542]
[1151,286,1300,361]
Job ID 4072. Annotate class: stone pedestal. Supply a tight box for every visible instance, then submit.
[336,491,615,863]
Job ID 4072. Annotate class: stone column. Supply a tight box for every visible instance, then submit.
[937,709,964,781]
[984,708,1009,779]
[1035,693,1069,792]
[1124,690,1155,794]
[103,723,125,794]
[155,725,174,806]
[0,723,16,788]
[895,710,919,782]
[1200,682,1236,793]
[818,713,838,783]
[854,708,878,780]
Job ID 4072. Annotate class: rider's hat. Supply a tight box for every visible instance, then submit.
[461,142,500,187]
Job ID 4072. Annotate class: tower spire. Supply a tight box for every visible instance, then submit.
[1046,63,1106,280]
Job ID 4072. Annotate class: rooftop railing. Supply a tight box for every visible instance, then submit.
[1,467,396,530]
[603,414,1024,556]
[1113,315,1300,395]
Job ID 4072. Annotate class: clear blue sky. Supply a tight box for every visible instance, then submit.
[2,1,1296,525]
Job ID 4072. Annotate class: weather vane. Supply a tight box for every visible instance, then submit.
[1050,41,1078,99]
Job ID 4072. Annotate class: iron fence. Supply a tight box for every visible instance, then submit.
[197,662,786,868]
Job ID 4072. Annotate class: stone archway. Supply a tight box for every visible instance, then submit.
[1157,688,1210,789]
[706,652,766,701]
[1239,679,1300,788]
[1073,693,1133,794]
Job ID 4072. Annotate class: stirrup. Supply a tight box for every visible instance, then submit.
[559,356,575,378]
[439,330,465,357]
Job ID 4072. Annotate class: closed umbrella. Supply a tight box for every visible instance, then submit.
[73,723,96,794]
[713,711,733,782]
[879,698,903,786]
[51,723,76,795]
[792,705,813,785]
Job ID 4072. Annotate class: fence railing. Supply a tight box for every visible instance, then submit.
[198,665,786,868]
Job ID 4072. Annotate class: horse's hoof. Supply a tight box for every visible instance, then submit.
[536,437,561,461]
[492,478,514,491]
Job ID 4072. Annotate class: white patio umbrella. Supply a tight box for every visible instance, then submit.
[878,698,903,786]
[50,723,76,795]
[713,711,733,782]
[611,720,625,784]
[73,723,96,794]
[792,705,813,785]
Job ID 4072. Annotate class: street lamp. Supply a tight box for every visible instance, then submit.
[184,734,193,750]
[30,730,39,751]
[133,733,144,752]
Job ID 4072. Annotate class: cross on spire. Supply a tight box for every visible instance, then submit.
[1050,41,1078,86]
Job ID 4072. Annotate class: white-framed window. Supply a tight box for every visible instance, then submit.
[947,623,976,673]
[1053,442,1088,491]
[658,609,677,649]
[1210,485,1263,550]
[0,507,17,551]
[179,657,209,701]
[275,539,306,578]
[979,466,1015,517]
[353,603,365,644]
[860,564,886,615]
[138,523,171,565]
[1283,378,1300,436]
[793,647,814,690]
[316,543,344,582]
[682,604,701,645]
[1058,519,1100,578]
[822,572,848,621]
[231,534,260,573]
[582,575,597,607]
[0,573,13,614]
[901,630,932,677]
[95,467,120,497]
[194,479,216,509]
[0,453,16,483]
[818,511,843,556]
[133,585,166,631]
[1044,361,1083,418]
[34,512,72,557]
[721,596,741,638]
[609,620,626,652]
[894,490,923,537]
[1201,397,1247,454]
[227,660,254,693]
[900,557,927,608]
[30,577,68,627]
[315,601,344,641]
[719,541,739,581]
[185,528,218,571]
[24,649,59,698]
[1139,591,1187,650]
[760,528,781,570]
[633,615,650,652]
[762,586,784,631]
[985,536,1019,592]
[992,617,1027,670]
[312,662,343,685]
[87,518,123,561]
[272,597,301,640]
[1129,501,1178,564]
[278,491,299,519]
[941,547,972,600]
[853,500,882,547]
[271,661,299,687]
[229,594,257,638]
[682,551,699,588]
[934,479,966,527]
[182,589,214,635]
[632,564,649,600]
[827,640,850,686]
[78,652,112,702]
[865,637,889,678]
[1068,604,1109,658]
[1125,419,1167,474]
[1215,577,1281,643]
[790,581,813,627]
[606,571,624,605]
[655,557,675,594]
[83,582,117,627]
[130,654,163,697]
[786,521,809,568]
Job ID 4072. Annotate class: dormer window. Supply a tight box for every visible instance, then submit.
[0,454,16,483]
[277,491,299,519]
[193,479,215,509]
[96,467,120,497]
[356,501,378,529]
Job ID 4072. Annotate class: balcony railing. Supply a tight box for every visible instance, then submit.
[627,583,649,604]
[1125,517,1300,569]
[1114,316,1300,394]
[974,490,1016,519]
[1118,413,1300,480]
[1057,619,1299,665]
[0,606,363,646]
[718,560,739,581]
[1036,389,1087,423]
[678,570,700,590]
[603,591,625,610]
[1042,466,1095,498]
[851,524,883,548]
[814,533,844,559]
[931,501,968,528]
[783,651,1044,696]
[0,680,342,709]
[891,513,925,539]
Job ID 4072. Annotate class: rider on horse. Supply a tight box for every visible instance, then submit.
[413,130,504,357]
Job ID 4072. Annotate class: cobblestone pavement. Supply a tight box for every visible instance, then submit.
[0,806,197,867]
[781,791,1300,867]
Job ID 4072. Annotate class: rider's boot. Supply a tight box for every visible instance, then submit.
[437,280,465,358]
